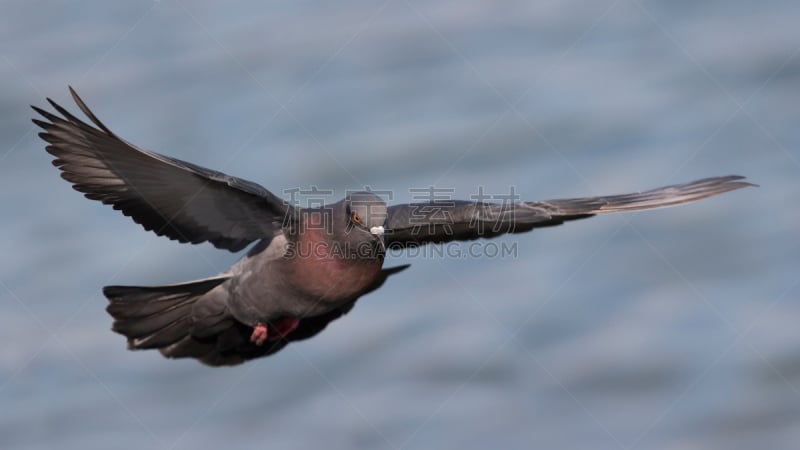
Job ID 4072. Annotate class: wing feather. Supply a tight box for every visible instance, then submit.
[386,176,755,248]
[33,87,297,252]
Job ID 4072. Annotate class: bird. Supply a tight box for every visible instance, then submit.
[32,87,755,366]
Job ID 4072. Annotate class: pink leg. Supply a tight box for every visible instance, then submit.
[270,317,300,340]
[250,323,268,346]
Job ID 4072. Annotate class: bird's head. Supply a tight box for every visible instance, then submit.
[335,191,388,259]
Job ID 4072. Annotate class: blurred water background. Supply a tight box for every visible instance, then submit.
[1,1,799,449]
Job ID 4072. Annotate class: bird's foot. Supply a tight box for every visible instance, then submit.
[250,323,269,346]
[250,318,299,346]
[270,317,299,340]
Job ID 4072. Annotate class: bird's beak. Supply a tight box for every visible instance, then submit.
[370,225,387,252]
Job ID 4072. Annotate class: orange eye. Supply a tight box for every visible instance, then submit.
[352,212,361,224]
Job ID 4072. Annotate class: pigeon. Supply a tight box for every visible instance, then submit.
[32,87,755,366]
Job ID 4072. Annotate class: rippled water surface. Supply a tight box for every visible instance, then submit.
[1,1,799,449]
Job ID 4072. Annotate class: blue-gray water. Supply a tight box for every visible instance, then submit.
[1,1,799,449]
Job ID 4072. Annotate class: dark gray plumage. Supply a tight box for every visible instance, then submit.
[33,88,755,366]
[385,175,753,247]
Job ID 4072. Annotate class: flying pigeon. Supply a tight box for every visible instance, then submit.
[32,88,755,366]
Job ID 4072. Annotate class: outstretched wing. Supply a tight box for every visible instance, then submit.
[386,176,755,248]
[32,87,296,252]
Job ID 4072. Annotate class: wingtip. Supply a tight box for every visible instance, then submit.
[31,119,50,130]
[66,86,114,135]
[31,104,59,123]
[30,104,47,115]
[68,85,81,104]
[698,175,758,196]
[722,175,758,189]
[45,97,62,111]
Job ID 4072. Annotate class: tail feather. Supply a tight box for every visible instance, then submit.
[112,305,191,340]
[131,317,193,349]
[104,275,229,350]
[106,290,198,319]
[161,335,217,359]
